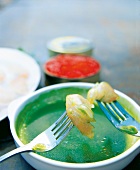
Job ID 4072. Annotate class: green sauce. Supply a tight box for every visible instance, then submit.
[120,125,138,135]
[16,87,139,163]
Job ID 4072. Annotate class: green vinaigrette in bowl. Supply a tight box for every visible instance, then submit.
[16,86,139,163]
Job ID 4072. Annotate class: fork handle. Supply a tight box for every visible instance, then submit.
[0,144,32,162]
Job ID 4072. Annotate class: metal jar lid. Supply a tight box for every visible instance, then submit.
[47,36,93,57]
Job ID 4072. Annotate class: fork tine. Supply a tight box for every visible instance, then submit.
[55,119,73,138]
[97,100,140,136]
[113,101,133,118]
[49,111,67,130]
[47,111,73,141]
[53,116,69,135]
[97,101,119,125]
[109,102,126,120]
[56,123,73,145]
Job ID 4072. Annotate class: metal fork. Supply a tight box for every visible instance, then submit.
[97,100,140,137]
[0,111,73,162]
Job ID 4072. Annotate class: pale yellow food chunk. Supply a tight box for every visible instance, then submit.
[66,94,95,139]
[87,82,119,104]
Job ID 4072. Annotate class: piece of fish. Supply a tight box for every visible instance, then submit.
[66,94,95,138]
[87,82,119,104]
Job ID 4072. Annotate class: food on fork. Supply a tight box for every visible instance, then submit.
[65,82,118,138]
[87,82,119,104]
[66,94,95,139]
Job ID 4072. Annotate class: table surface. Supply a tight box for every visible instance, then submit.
[0,0,140,169]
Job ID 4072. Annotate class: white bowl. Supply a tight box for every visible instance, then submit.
[8,83,140,170]
[0,47,41,121]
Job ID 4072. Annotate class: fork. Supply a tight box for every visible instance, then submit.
[97,100,140,137]
[0,111,73,162]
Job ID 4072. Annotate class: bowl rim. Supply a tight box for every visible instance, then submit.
[8,82,140,169]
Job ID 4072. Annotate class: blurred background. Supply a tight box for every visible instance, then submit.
[0,0,139,101]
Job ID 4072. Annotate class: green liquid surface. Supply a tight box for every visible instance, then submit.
[16,87,139,163]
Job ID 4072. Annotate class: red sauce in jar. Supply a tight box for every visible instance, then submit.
[44,54,100,79]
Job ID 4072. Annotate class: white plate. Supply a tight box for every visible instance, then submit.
[0,47,41,121]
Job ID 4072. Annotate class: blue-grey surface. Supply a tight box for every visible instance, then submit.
[0,0,140,169]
